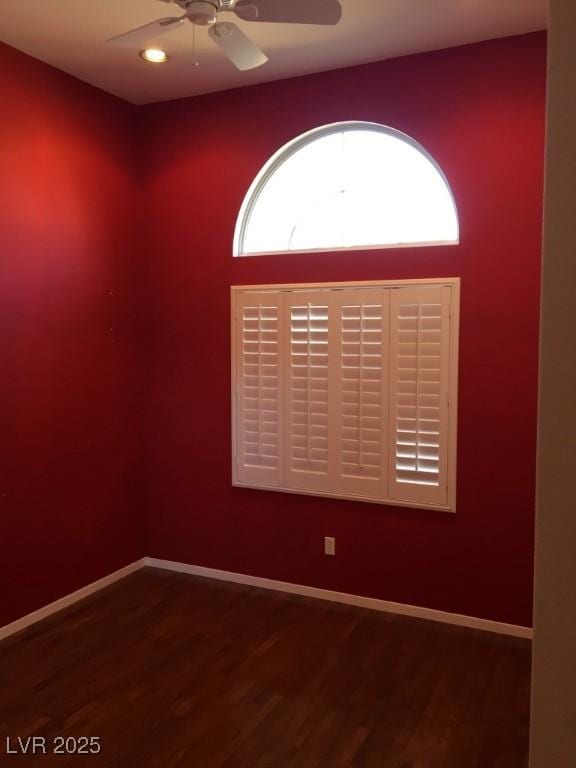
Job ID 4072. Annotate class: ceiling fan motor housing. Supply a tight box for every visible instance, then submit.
[185,0,219,25]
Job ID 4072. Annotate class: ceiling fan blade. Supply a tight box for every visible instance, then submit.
[233,0,342,25]
[208,22,268,71]
[107,17,186,47]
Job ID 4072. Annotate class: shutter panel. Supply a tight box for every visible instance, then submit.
[284,292,335,492]
[388,285,452,507]
[234,292,284,487]
[232,280,458,510]
[334,289,389,499]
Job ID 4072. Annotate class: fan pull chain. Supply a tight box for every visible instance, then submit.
[193,23,200,68]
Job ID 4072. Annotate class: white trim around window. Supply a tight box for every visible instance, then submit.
[233,122,460,257]
[231,278,460,512]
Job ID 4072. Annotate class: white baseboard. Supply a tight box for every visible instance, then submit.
[0,558,146,643]
[0,556,533,642]
[145,557,533,640]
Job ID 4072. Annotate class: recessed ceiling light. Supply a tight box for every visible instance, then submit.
[139,48,169,64]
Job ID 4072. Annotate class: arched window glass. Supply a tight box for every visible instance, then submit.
[234,122,459,256]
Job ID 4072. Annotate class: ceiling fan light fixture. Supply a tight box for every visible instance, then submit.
[186,1,219,25]
[140,47,170,63]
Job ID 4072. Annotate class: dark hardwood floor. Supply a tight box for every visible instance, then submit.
[0,568,531,767]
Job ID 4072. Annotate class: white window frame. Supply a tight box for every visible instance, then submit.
[233,122,460,258]
[231,278,460,513]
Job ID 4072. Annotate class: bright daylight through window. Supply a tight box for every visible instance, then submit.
[234,122,459,256]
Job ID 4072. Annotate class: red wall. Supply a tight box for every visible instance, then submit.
[0,33,545,630]
[140,33,546,627]
[0,44,145,627]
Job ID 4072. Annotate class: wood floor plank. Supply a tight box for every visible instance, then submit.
[0,568,531,767]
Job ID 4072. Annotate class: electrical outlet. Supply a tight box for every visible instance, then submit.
[324,536,335,556]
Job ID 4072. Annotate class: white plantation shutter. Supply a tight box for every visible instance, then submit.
[234,292,284,486]
[388,285,452,507]
[284,292,335,492]
[334,290,389,499]
[232,280,458,511]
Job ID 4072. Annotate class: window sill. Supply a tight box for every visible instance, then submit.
[234,240,459,258]
[232,481,456,514]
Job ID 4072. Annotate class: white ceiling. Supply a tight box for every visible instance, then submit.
[0,0,547,105]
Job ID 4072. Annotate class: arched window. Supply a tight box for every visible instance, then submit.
[233,122,459,257]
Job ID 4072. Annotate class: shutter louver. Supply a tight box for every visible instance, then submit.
[335,290,389,498]
[234,293,284,486]
[284,293,334,492]
[389,285,452,507]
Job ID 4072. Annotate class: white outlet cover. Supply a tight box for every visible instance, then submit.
[324,537,336,556]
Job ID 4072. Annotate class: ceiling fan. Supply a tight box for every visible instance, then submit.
[108,0,343,71]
